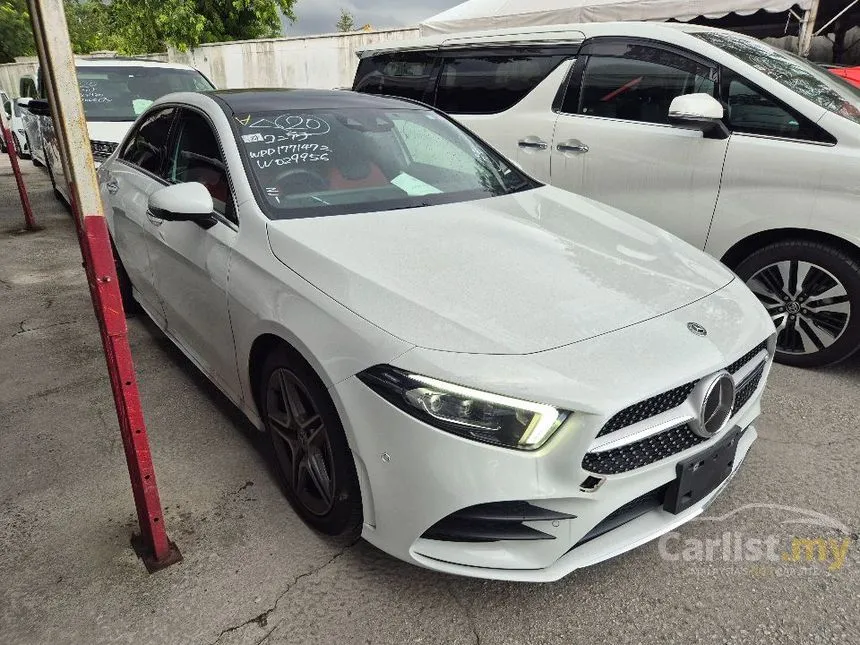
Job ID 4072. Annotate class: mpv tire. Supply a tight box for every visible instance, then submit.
[13,133,28,159]
[736,240,860,368]
[259,345,363,537]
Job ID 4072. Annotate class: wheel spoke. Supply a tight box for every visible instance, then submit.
[294,454,308,491]
[307,452,333,507]
[797,317,829,351]
[747,275,782,303]
[302,415,325,446]
[795,261,814,297]
[775,261,792,296]
[806,299,850,316]
[283,378,308,423]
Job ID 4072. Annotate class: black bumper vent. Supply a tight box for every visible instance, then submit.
[573,484,669,549]
[422,501,575,543]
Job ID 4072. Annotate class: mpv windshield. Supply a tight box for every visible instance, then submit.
[77,66,214,121]
[233,106,537,218]
[694,31,860,125]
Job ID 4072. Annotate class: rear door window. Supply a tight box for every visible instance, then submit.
[434,52,568,115]
[353,52,437,102]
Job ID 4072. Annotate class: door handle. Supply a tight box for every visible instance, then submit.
[556,139,589,154]
[518,137,548,150]
[105,178,119,194]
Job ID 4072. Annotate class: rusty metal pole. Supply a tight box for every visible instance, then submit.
[1,106,38,230]
[798,0,822,57]
[26,0,181,572]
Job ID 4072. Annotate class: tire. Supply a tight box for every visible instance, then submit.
[13,133,28,159]
[45,157,65,204]
[111,241,141,315]
[735,240,860,368]
[259,345,362,537]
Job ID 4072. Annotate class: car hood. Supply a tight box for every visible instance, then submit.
[266,187,735,354]
[87,121,134,143]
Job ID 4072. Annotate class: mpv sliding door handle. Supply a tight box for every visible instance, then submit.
[518,137,548,150]
[556,140,589,154]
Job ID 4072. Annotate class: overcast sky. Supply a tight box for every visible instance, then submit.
[282,0,462,36]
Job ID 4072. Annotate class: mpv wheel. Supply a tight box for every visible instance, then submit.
[260,346,362,537]
[736,241,860,368]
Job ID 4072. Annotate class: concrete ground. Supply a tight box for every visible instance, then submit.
[0,153,858,645]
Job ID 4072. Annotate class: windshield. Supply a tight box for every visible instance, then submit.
[694,31,860,125]
[76,66,214,121]
[233,106,537,218]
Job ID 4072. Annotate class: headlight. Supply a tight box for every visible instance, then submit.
[357,365,568,450]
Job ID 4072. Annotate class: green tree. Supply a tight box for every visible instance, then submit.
[0,0,35,63]
[63,0,298,56]
[336,8,355,33]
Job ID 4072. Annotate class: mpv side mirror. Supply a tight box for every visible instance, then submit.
[668,93,729,140]
[148,182,217,229]
[26,98,51,116]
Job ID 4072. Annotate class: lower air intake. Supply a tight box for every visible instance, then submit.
[422,501,575,542]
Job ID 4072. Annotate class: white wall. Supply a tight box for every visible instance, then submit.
[0,61,38,98]
[167,28,420,90]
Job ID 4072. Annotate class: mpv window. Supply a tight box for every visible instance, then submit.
[120,108,176,175]
[694,31,860,125]
[77,66,213,122]
[721,70,828,141]
[435,53,568,114]
[234,107,536,218]
[569,45,714,124]
[353,52,436,102]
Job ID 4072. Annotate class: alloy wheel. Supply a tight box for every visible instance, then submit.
[746,260,851,355]
[266,368,336,516]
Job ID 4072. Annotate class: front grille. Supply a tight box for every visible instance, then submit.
[725,340,768,375]
[582,424,707,475]
[596,340,769,439]
[597,381,698,438]
[91,139,118,162]
[733,362,766,414]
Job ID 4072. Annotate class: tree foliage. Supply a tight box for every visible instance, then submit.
[0,0,34,63]
[336,8,356,33]
[0,0,299,63]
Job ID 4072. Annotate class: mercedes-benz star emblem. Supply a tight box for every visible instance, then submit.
[690,372,736,438]
[687,322,707,336]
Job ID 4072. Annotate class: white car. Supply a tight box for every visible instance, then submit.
[2,94,30,158]
[355,22,860,368]
[99,89,775,581]
[20,57,213,200]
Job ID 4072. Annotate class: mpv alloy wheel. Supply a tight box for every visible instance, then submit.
[737,240,860,367]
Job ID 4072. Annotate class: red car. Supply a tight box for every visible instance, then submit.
[828,65,860,88]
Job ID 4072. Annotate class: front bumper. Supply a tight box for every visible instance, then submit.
[330,281,775,581]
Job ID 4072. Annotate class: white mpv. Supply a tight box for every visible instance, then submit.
[355,22,860,368]
[98,89,774,580]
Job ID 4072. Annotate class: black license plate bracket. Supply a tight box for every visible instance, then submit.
[663,428,742,515]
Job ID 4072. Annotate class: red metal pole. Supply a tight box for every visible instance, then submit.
[26,0,180,571]
[1,116,38,230]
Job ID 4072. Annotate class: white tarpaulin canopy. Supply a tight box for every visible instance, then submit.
[419,0,815,34]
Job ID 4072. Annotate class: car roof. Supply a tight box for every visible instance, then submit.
[355,20,730,55]
[72,57,198,71]
[208,88,426,113]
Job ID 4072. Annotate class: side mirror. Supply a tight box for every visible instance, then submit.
[26,98,51,116]
[668,93,729,140]
[148,183,216,228]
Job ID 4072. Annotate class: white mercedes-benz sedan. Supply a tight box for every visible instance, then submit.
[99,89,775,581]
